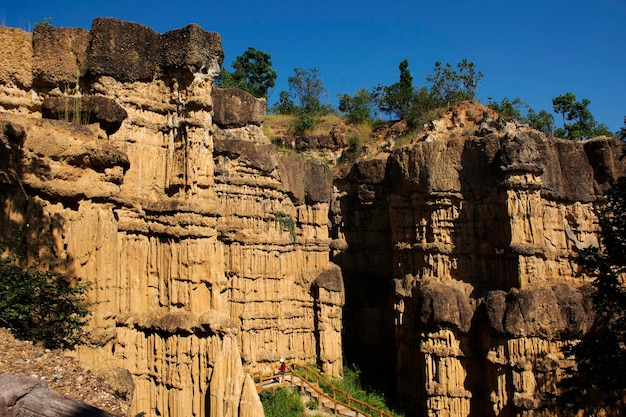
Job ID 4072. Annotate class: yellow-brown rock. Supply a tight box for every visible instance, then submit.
[338,102,625,417]
[0,18,342,417]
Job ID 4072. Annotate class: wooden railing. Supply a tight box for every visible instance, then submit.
[254,363,394,417]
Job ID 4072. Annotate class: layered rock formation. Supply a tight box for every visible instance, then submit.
[0,18,343,417]
[335,102,624,417]
[2,17,624,417]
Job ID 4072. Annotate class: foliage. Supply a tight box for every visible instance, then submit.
[619,117,626,141]
[271,91,298,115]
[260,387,304,417]
[34,17,53,28]
[291,113,318,134]
[404,86,441,128]
[331,365,404,417]
[375,59,415,120]
[0,259,91,349]
[295,364,403,417]
[426,59,483,105]
[215,47,277,99]
[338,88,375,124]
[274,211,296,243]
[558,177,626,416]
[287,67,334,116]
[526,108,555,136]
[487,97,528,119]
[552,92,611,140]
[62,73,90,125]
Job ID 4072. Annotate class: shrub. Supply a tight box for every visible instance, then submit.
[0,261,91,349]
[274,211,297,243]
[260,387,304,417]
[291,114,318,134]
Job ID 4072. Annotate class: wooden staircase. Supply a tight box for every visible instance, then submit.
[255,364,393,417]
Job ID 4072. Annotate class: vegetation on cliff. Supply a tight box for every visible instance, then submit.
[559,177,626,415]
[216,47,277,99]
[224,46,622,141]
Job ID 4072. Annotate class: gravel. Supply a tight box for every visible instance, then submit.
[0,327,130,416]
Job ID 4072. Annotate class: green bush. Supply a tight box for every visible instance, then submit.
[333,365,404,417]
[291,113,318,134]
[260,387,304,417]
[274,211,297,243]
[0,261,91,349]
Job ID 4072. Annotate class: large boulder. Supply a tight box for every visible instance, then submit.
[212,88,266,128]
[0,27,33,88]
[33,26,90,87]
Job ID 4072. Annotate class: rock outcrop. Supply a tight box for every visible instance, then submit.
[335,102,625,417]
[2,17,624,417]
[0,19,343,417]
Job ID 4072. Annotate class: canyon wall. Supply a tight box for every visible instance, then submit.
[335,103,624,417]
[0,19,343,417]
[2,18,624,417]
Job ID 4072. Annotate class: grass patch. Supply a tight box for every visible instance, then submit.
[260,387,304,417]
[332,365,404,417]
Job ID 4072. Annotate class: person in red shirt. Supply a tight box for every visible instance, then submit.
[275,358,286,382]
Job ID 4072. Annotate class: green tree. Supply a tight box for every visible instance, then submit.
[558,177,626,416]
[552,92,610,140]
[405,86,440,128]
[526,108,555,136]
[216,47,277,99]
[375,59,415,120]
[287,67,333,115]
[619,117,626,141]
[487,97,528,119]
[338,88,375,124]
[271,91,298,115]
[426,59,483,106]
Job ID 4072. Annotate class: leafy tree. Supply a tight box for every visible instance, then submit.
[338,88,375,124]
[552,92,610,140]
[558,177,626,416]
[426,59,483,106]
[216,47,277,99]
[271,91,298,115]
[375,59,415,120]
[619,117,626,141]
[287,67,333,115]
[487,97,528,119]
[526,108,555,136]
[405,86,440,128]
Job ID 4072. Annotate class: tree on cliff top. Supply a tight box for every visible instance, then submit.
[552,92,612,140]
[374,59,415,120]
[558,177,626,416]
[216,47,277,99]
[426,59,483,105]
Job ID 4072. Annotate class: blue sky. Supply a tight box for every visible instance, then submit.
[1,0,624,132]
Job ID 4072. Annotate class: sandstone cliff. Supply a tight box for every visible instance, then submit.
[0,19,343,417]
[334,102,625,416]
[2,17,624,417]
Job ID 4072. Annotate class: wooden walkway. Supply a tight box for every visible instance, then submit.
[255,364,392,417]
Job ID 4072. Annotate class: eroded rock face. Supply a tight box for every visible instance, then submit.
[0,19,342,417]
[336,102,625,417]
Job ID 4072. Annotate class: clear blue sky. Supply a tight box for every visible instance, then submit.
[1,0,624,132]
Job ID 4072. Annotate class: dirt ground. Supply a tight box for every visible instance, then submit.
[0,327,130,416]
